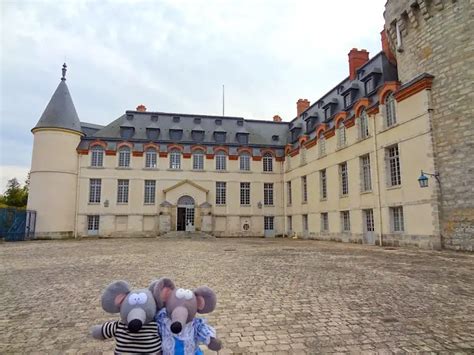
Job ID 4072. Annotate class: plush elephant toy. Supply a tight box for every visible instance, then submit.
[153,278,222,355]
[90,280,162,354]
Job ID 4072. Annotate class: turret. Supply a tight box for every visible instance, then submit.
[28,64,84,238]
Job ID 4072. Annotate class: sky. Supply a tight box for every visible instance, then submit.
[0,0,386,192]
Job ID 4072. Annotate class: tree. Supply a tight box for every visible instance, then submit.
[2,178,28,207]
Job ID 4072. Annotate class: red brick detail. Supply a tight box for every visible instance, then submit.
[367,105,380,115]
[167,144,184,152]
[132,151,143,157]
[213,146,229,154]
[77,149,89,155]
[191,145,207,152]
[273,115,282,122]
[296,99,310,116]
[304,138,317,149]
[260,148,275,157]
[159,152,168,158]
[106,150,116,156]
[315,124,327,138]
[298,135,308,146]
[381,29,396,65]
[353,98,370,117]
[334,112,348,128]
[348,48,369,80]
[344,116,356,128]
[252,156,262,161]
[89,140,107,149]
[136,104,147,112]
[275,156,285,162]
[229,155,239,160]
[117,141,133,149]
[237,147,253,155]
[289,148,299,157]
[183,153,191,159]
[324,127,335,139]
[284,144,292,155]
[379,81,401,104]
[206,154,214,159]
[395,76,434,102]
[143,143,160,151]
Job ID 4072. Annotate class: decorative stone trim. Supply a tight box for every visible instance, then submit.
[143,142,160,151]
[117,141,134,149]
[132,151,143,157]
[353,98,370,117]
[89,140,107,149]
[344,116,356,128]
[191,145,207,152]
[260,148,276,157]
[324,127,335,139]
[379,81,401,104]
[167,144,184,152]
[213,146,229,154]
[334,112,348,128]
[395,75,434,102]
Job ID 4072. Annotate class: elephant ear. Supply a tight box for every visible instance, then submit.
[101,280,130,313]
[152,277,175,309]
[194,286,216,314]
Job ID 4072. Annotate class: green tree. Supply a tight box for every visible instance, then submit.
[2,178,28,207]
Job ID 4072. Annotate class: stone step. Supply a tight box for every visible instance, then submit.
[160,231,215,239]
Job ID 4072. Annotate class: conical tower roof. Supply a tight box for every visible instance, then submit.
[32,64,82,134]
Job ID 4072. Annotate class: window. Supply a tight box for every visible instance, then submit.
[301,176,307,203]
[118,147,130,167]
[263,153,273,172]
[236,133,249,144]
[385,92,397,127]
[169,149,181,169]
[320,169,327,200]
[337,125,346,148]
[324,106,331,119]
[390,206,404,232]
[387,145,401,186]
[321,213,329,232]
[87,215,100,234]
[191,130,205,142]
[365,77,375,94]
[339,162,349,196]
[287,181,292,205]
[144,180,156,204]
[240,182,250,205]
[360,154,372,192]
[214,132,226,143]
[216,182,226,205]
[287,216,292,232]
[344,93,352,108]
[318,135,326,157]
[117,179,129,203]
[264,183,274,206]
[240,153,250,171]
[302,214,308,232]
[215,151,227,171]
[193,150,204,170]
[90,146,104,167]
[89,179,101,203]
[359,109,369,139]
[340,211,351,232]
[364,209,375,232]
[145,148,157,168]
[264,216,274,231]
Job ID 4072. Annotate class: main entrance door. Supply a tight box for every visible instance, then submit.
[177,195,195,231]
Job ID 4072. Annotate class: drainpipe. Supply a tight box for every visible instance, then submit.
[372,112,383,247]
[74,153,81,239]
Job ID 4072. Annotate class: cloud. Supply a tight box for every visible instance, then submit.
[1,0,386,180]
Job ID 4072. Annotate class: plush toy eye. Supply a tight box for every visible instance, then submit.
[137,292,148,304]
[128,293,139,306]
[176,288,186,299]
[184,289,193,300]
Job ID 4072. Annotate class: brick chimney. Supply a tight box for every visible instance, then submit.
[273,115,282,122]
[296,99,310,117]
[348,48,369,80]
[136,104,147,112]
[381,29,396,64]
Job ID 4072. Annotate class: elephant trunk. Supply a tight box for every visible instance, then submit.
[170,306,188,334]
[127,308,147,333]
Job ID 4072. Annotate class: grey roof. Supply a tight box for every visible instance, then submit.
[81,122,104,137]
[33,80,82,134]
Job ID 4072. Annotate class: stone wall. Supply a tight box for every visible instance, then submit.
[384,0,474,251]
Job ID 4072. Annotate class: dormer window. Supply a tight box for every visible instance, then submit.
[151,115,158,122]
[337,85,344,94]
[126,113,134,120]
[237,120,244,126]
[358,70,365,80]
[291,127,301,143]
[324,106,332,120]
[194,117,201,124]
[215,119,222,125]
[344,92,353,108]
[120,127,134,139]
[191,130,205,142]
[318,101,324,108]
[272,135,279,142]
[169,129,183,141]
[214,131,226,143]
[365,77,375,95]
[173,116,180,123]
[236,132,249,145]
[146,128,160,140]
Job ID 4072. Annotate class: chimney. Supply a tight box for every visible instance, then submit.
[348,48,369,80]
[381,29,397,64]
[296,99,310,117]
[273,115,282,122]
[136,104,147,112]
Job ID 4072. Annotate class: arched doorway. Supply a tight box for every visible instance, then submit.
[177,195,195,231]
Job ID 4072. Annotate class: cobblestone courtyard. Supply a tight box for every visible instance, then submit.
[1,237,473,354]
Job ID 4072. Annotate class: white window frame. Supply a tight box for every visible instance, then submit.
[318,135,326,157]
[320,213,329,232]
[193,150,204,170]
[287,181,292,205]
[339,162,349,196]
[144,180,156,204]
[89,178,101,203]
[390,206,404,232]
[302,214,308,232]
[287,216,292,232]
[240,182,250,206]
[264,183,274,206]
[169,149,181,170]
[386,92,397,127]
[320,169,327,200]
[359,109,369,139]
[364,209,375,232]
[240,153,250,171]
[87,215,100,234]
[263,153,273,172]
[118,147,131,167]
[360,154,372,192]
[337,124,346,148]
[301,176,307,203]
[340,211,351,232]
[215,151,227,171]
[145,148,157,168]
[264,216,274,231]
[117,179,129,204]
[216,181,226,205]
[387,145,401,186]
[90,146,104,167]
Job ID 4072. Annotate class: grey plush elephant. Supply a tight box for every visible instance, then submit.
[153,277,222,355]
[90,280,162,354]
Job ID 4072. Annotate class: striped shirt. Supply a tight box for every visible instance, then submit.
[101,320,162,354]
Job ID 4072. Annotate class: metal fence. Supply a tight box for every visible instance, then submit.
[0,208,36,241]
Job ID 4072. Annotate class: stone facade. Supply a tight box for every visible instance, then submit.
[384,0,474,251]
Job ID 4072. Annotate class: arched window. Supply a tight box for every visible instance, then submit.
[215,150,227,171]
[385,92,397,127]
[192,149,204,170]
[118,146,131,167]
[337,122,346,149]
[90,145,104,167]
[318,132,326,157]
[169,149,181,169]
[145,148,157,168]
[359,108,369,139]
[240,152,250,171]
[263,153,273,172]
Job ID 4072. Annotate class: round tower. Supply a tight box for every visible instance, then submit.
[27,64,84,238]
[384,0,474,251]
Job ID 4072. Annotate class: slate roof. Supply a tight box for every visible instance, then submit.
[33,79,83,134]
